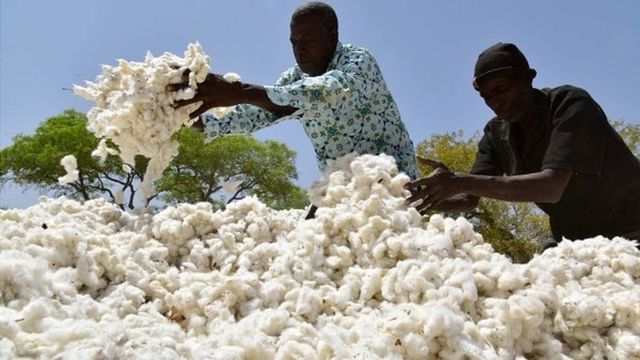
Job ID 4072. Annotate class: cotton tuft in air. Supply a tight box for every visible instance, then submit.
[57,155,79,185]
[2,153,639,359]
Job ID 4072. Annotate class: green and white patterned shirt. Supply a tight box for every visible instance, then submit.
[202,43,418,178]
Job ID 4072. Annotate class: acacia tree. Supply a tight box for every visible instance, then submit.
[0,109,146,209]
[1,109,309,210]
[157,128,308,210]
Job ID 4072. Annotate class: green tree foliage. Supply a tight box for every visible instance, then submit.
[0,109,146,208]
[1,110,308,210]
[415,131,541,263]
[611,119,640,158]
[157,128,308,210]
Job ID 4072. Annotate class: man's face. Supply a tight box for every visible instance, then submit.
[290,15,337,76]
[476,75,531,123]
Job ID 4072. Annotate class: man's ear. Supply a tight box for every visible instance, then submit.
[524,69,536,86]
[516,71,535,88]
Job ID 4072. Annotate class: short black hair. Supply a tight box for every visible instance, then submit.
[292,2,338,31]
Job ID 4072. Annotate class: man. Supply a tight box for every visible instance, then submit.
[405,42,640,251]
[173,2,418,218]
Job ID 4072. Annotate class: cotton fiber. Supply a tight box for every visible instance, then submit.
[1,153,639,359]
[74,43,211,202]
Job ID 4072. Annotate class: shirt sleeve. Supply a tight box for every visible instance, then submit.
[202,104,286,139]
[541,87,607,175]
[202,67,305,138]
[470,123,503,176]
[263,49,371,120]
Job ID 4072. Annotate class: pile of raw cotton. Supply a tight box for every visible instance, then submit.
[1,154,639,359]
[73,43,210,202]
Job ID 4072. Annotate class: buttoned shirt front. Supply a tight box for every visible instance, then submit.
[203,43,418,178]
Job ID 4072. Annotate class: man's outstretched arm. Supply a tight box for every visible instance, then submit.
[170,73,297,119]
[405,158,572,214]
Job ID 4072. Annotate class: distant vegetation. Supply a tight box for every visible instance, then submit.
[0,109,308,210]
[414,120,640,263]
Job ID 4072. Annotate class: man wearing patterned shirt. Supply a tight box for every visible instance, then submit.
[172,2,418,184]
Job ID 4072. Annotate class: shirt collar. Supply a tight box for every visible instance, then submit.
[327,42,344,70]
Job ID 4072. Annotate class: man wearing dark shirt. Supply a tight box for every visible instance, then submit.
[405,42,640,251]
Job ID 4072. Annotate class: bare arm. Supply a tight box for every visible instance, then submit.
[454,168,572,202]
[171,74,297,119]
[424,193,480,212]
[405,157,572,214]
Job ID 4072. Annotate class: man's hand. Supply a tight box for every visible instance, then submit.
[405,156,460,214]
[168,73,245,119]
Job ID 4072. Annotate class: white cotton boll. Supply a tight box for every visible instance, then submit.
[390,211,409,233]
[423,232,454,256]
[360,268,383,301]
[422,306,465,340]
[19,298,55,332]
[556,292,614,329]
[608,329,640,359]
[496,268,527,292]
[287,286,322,322]
[222,72,241,83]
[403,333,430,359]
[73,83,99,101]
[209,346,246,360]
[478,318,513,349]
[610,252,640,277]
[58,155,79,185]
[0,251,53,304]
[258,308,290,336]
[276,341,317,359]
[91,138,119,164]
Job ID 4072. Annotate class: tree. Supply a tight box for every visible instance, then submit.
[157,128,308,210]
[611,119,640,158]
[0,109,145,209]
[1,109,309,210]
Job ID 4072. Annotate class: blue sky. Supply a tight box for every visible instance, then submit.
[1,0,639,208]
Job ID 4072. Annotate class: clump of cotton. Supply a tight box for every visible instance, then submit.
[1,154,639,359]
[58,155,79,185]
[91,138,119,165]
[74,43,211,203]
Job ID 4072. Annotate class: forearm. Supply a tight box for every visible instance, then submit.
[238,83,297,115]
[455,169,571,203]
[430,194,479,212]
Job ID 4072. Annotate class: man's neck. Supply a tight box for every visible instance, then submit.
[511,89,539,132]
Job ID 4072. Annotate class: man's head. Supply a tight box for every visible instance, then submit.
[473,43,537,123]
[290,1,339,76]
